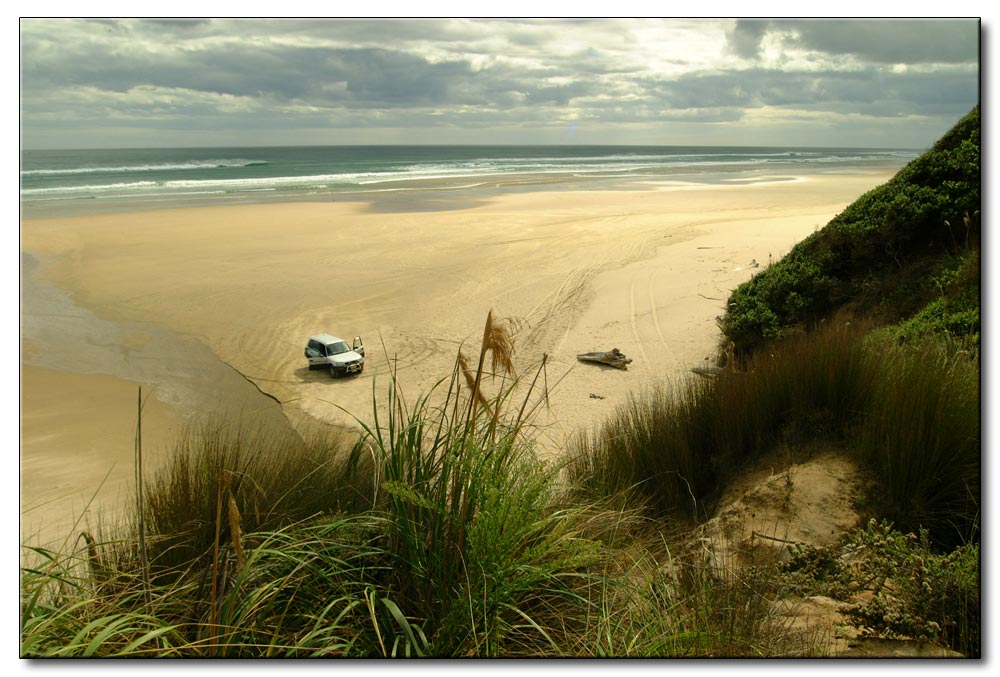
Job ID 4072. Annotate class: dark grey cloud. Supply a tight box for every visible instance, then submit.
[727,19,979,64]
[727,20,770,59]
[21,38,472,106]
[251,18,481,44]
[787,19,979,64]
[647,67,978,118]
[340,49,472,105]
[137,18,214,33]
[22,39,321,99]
[21,26,607,112]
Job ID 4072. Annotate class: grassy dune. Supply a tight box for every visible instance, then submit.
[20,310,980,657]
[20,109,981,658]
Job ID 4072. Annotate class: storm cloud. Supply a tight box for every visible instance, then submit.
[19,18,980,148]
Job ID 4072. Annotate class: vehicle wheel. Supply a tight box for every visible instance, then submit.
[359,364,365,374]
[330,365,341,378]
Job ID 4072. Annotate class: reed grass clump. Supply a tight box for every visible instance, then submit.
[20,543,187,657]
[20,312,978,657]
[566,320,979,552]
[20,514,392,657]
[856,336,980,548]
[566,321,874,521]
[137,418,371,578]
[21,313,644,657]
[349,312,615,656]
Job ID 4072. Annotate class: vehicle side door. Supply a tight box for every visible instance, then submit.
[305,339,327,367]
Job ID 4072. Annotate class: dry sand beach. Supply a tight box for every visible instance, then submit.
[20,169,897,547]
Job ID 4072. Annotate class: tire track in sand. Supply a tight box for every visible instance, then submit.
[627,264,679,371]
[628,278,651,364]
[647,267,677,371]
[527,258,610,356]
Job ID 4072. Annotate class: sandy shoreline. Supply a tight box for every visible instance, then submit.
[19,169,896,545]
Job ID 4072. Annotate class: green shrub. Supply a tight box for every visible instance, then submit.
[721,106,980,356]
[881,246,980,349]
[778,519,980,657]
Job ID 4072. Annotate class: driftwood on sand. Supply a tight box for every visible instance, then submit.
[576,348,632,370]
[691,342,736,377]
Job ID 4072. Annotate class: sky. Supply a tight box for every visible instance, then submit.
[18,16,981,150]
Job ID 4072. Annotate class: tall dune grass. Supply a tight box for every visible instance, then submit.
[566,321,979,549]
[348,312,619,655]
[137,417,372,579]
[566,322,874,520]
[21,314,654,657]
[20,313,978,656]
[857,338,980,548]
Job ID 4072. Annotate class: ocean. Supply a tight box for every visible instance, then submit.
[20,145,919,218]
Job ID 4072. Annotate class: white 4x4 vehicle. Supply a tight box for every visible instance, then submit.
[305,333,365,377]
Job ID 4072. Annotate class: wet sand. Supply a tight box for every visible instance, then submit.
[20,365,180,548]
[19,169,897,545]
[19,250,294,549]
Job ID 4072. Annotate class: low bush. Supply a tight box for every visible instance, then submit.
[780,519,980,657]
[721,106,980,356]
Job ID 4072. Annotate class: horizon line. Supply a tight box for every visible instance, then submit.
[21,142,924,152]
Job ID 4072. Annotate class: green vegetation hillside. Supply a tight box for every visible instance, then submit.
[722,106,980,356]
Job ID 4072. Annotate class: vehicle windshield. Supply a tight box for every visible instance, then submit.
[326,341,350,356]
